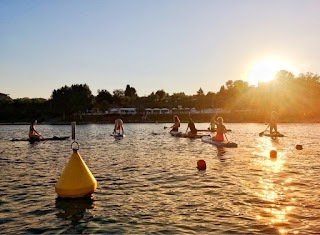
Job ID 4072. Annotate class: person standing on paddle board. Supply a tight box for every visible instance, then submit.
[29,120,43,140]
[113,119,124,135]
[170,115,180,132]
[211,116,227,142]
[186,118,198,135]
[269,111,278,134]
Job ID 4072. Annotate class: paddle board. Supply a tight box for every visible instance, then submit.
[11,136,70,142]
[170,131,209,139]
[261,132,285,137]
[112,133,125,140]
[201,136,238,148]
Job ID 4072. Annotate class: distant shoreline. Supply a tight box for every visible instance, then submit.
[1,112,319,125]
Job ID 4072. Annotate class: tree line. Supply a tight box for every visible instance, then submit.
[0,70,319,123]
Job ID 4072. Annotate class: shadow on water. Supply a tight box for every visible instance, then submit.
[216,146,226,161]
[55,197,95,234]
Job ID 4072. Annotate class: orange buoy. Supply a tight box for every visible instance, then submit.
[270,150,277,160]
[197,160,206,170]
[55,150,97,198]
[296,145,303,150]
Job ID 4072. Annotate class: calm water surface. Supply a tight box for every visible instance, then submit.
[0,123,319,234]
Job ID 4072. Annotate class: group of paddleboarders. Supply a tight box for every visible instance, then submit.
[169,114,228,142]
[28,110,278,141]
[169,110,279,142]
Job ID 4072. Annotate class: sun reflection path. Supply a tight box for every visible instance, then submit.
[253,137,296,235]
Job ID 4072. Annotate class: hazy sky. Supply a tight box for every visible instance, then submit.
[1,0,319,99]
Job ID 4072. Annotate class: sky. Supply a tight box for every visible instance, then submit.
[1,0,319,99]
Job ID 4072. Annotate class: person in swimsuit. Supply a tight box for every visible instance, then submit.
[209,116,216,131]
[211,116,227,142]
[29,120,43,140]
[113,119,124,135]
[170,115,181,132]
[269,111,278,134]
[186,118,198,135]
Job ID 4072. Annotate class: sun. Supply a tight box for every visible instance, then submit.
[247,59,293,86]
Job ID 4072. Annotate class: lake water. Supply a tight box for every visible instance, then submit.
[0,123,319,234]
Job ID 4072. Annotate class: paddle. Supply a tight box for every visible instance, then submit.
[34,130,44,139]
[223,131,229,142]
[259,125,270,137]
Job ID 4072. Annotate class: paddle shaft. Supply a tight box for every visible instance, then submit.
[224,133,229,141]
[259,124,270,136]
[34,129,44,139]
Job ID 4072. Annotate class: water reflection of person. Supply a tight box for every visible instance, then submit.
[217,146,226,156]
[55,197,95,230]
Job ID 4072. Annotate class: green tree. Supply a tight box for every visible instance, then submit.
[96,89,113,111]
[124,85,137,97]
[51,86,72,119]
[155,90,165,101]
[70,84,94,114]
[50,84,93,120]
[197,88,204,96]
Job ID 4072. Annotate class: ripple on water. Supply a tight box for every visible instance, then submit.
[0,123,319,234]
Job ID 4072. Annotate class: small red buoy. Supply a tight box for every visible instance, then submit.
[296,145,303,150]
[270,150,277,160]
[197,160,206,170]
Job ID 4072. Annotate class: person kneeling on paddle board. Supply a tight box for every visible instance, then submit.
[209,116,216,131]
[29,120,44,140]
[269,111,278,134]
[211,116,227,142]
[113,119,124,135]
[186,118,198,135]
[170,115,181,132]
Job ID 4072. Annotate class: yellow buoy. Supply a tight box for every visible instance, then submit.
[55,150,97,198]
